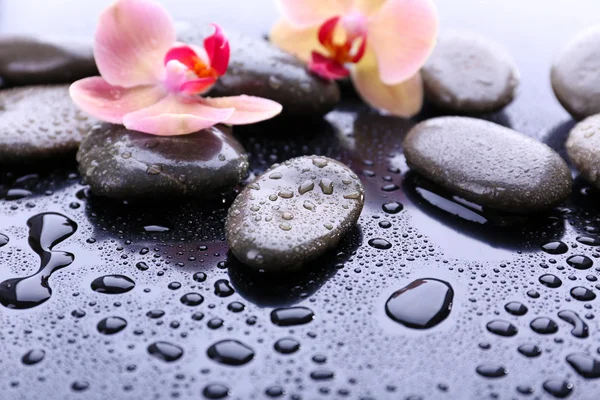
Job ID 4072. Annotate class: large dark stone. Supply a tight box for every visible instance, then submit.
[77,124,248,199]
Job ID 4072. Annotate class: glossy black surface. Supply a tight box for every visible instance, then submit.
[2,1,600,399]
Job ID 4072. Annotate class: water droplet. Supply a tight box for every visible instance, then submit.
[539,274,562,288]
[146,309,165,319]
[207,340,254,366]
[0,233,8,247]
[567,255,593,270]
[269,172,282,180]
[146,164,162,175]
[475,364,508,378]
[576,236,600,246]
[278,190,294,199]
[214,279,234,297]
[382,201,403,214]
[541,241,568,254]
[97,316,127,335]
[570,286,596,301]
[227,301,245,313]
[136,262,149,271]
[310,370,335,380]
[504,301,528,316]
[143,225,169,233]
[148,341,184,362]
[168,281,181,290]
[368,238,392,250]
[180,292,204,306]
[0,213,77,309]
[22,349,45,365]
[518,344,541,358]
[312,157,328,168]
[558,310,589,338]
[530,317,558,334]
[71,381,90,392]
[203,383,230,399]
[193,272,207,282]
[90,275,135,294]
[319,179,334,195]
[274,338,300,354]
[271,307,314,326]
[207,317,224,329]
[298,180,314,195]
[303,201,316,211]
[385,278,454,329]
[486,320,518,337]
[566,353,600,378]
[265,386,285,397]
[5,188,32,200]
[542,379,573,398]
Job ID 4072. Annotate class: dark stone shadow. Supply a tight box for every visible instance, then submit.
[0,159,79,200]
[227,225,362,307]
[543,119,576,165]
[402,172,565,252]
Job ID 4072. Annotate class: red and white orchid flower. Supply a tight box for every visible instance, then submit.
[270,0,439,117]
[70,0,282,136]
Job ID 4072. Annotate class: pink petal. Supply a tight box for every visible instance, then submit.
[180,78,217,95]
[352,50,424,117]
[164,45,200,69]
[69,77,166,124]
[309,52,350,80]
[94,0,175,88]
[270,19,322,62]
[204,24,230,76]
[201,96,283,125]
[275,0,353,27]
[367,0,439,84]
[122,94,234,136]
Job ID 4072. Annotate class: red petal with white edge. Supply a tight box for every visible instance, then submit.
[164,45,200,69]
[94,0,175,88]
[352,49,424,117]
[204,24,230,76]
[122,95,235,136]
[275,0,352,27]
[69,77,166,123]
[368,0,438,84]
[201,95,283,125]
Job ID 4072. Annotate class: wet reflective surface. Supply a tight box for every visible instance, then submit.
[2,0,600,399]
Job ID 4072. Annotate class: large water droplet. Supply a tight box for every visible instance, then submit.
[148,341,184,362]
[385,278,454,329]
[517,344,541,358]
[570,286,596,301]
[180,292,204,306]
[382,201,403,214]
[542,379,573,398]
[274,338,300,354]
[539,274,562,288]
[368,238,392,250]
[486,320,518,337]
[530,317,558,334]
[97,316,127,335]
[271,307,314,326]
[21,349,45,365]
[0,233,8,247]
[90,275,135,294]
[214,279,235,297]
[566,353,600,378]
[541,241,568,254]
[504,301,528,316]
[475,364,508,378]
[566,255,593,270]
[558,310,589,338]
[203,383,230,399]
[207,340,254,366]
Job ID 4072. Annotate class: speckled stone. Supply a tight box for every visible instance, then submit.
[0,85,96,163]
[0,35,98,86]
[422,32,519,113]
[403,117,572,212]
[77,124,248,199]
[177,28,340,117]
[566,114,600,188]
[551,27,600,120]
[226,156,364,271]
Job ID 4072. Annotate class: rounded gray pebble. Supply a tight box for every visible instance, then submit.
[0,35,98,86]
[422,31,519,113]
[77,124,248,199]
[178,27,340,117]
[403,117,572,212]
[551,27,600,120]
[0,85,95,163]
[566,114,600,188]
[226,156,364,271]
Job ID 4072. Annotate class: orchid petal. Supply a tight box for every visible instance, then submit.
[352,49,424,117]
[309,52,350,80]
[164,45,199,70]
[201,95,283,125]
[122,95,234,136]
[318,17,340,47]
[94,0,175,88]
[180,78,217,95]
[204,24,230,76]
[270,19,322,62]
[69,77,166,124]
[367,0,439,84]
[274,0,353,27]
[354,0,386,15]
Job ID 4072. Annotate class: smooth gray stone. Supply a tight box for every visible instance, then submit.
[0,35,98,86]
[403,117,572,212]
[422,32,519,113]
[551,27,600,120]
[226,156,364,271]
[77,124,248,199]
[0,85,96,163]
[566,114,600,188]
[177,28,340,117]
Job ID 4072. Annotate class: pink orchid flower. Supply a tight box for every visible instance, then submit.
[70,0,282,136]
[270,0,439,117]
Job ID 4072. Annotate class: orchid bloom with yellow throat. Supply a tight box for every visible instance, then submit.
[270,0,439,117]
[70,0,282,136]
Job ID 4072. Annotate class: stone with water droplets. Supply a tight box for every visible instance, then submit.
[422,31,519,113]
[177,29,340,117]
[551,27,600,119]
[404,117,572,212]
[77,123,248,199]
[0,35,97,86]
[226,156,364,271]
[0,85,96,163]
[566,115,600,189]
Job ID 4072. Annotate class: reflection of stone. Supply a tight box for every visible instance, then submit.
[77,124,248,199]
